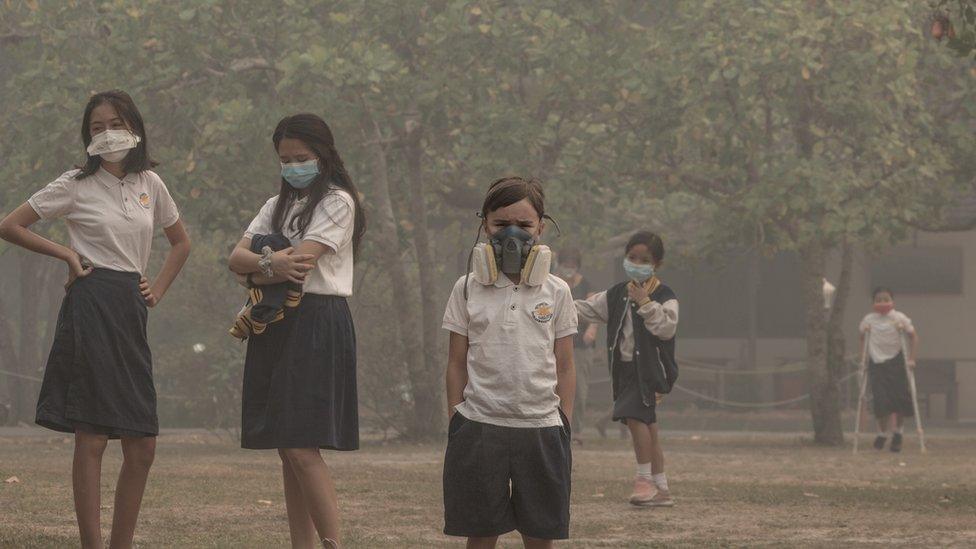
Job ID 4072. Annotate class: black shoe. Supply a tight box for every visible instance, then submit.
[890,433,903,453]
[873,435,887,450]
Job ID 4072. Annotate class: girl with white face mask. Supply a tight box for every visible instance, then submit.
[0,90,191,548]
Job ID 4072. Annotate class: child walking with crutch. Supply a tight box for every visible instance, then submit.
[857,287,921,453]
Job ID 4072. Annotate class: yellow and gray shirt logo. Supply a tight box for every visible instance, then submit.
[532,302,554,323]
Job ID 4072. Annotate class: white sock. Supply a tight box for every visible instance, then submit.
[636,462,653,480]
[652,472,669,492]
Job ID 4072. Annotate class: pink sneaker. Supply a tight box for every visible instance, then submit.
[646,488,674,507]
[629,476,655,506]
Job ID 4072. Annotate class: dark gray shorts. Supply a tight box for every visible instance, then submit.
[443,410,572,540]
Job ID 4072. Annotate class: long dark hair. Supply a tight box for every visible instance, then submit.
[270,114,366,254]
[75,90,157,179]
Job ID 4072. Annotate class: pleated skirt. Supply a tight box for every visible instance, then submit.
[241,293,359,450]
[869,352,914,418]
[35,268,157,438]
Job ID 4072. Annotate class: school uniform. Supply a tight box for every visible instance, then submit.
[29,168,180,438]
[441,273,577,540]
[240,189,358,450]
[575,281,679,425]
[859,311,915,418]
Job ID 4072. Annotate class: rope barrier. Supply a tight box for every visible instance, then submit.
[670,370,859,409]
[0,369,207,402]
[670,384,813,408]
[589,366,860,409]
[0,368,42,383]
[3,355,862,409]
[680,362,807,375]
[678,354,860,376]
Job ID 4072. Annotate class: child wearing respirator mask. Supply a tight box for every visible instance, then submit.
[442,176,577,546]
[575,230,679,508]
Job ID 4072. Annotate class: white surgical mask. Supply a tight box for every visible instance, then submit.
[87,129,141,162]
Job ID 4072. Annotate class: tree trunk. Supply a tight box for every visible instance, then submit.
[743,246,760,401]
[802,242,843,445]
[16,252,42,422]
[0,293,21,425]
[360,107,436,439]
[790,75,842,444]
[827,242,854,413]
[401,106,444,436]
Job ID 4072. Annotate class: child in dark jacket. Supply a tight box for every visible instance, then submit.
[575,230,678,507]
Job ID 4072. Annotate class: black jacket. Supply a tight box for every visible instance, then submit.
[606,280,679,406]
[229,233,302,340]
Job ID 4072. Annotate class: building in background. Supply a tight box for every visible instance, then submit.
[667,195,976,423]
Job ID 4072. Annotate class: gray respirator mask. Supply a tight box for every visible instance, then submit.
[490,225,536,275]
[464,214,561,299]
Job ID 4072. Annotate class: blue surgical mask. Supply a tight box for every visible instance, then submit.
[280,160,320,189]
[623,258,654,282]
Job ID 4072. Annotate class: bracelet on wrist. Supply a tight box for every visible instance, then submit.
[258,246,275,278]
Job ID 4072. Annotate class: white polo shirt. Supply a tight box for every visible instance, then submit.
[442,272,578,428]
[244,188,355,297]
[859,310,915,363]
[28,168,180,274]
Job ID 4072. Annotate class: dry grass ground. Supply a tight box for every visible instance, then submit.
[2,428,975,548]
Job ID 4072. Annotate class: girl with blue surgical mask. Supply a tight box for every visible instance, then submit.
[575,230,680,509]
[228,113,366,549]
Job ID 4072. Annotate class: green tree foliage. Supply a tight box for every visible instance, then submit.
[636,0,968,443]
[0,1,972,441]
[932,0,976,58]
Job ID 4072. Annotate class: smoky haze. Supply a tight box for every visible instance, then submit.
[1,1,974,441]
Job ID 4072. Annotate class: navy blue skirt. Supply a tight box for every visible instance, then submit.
[612,361,657,425]
[241,293,359,450]
[35,269,157,438]
[869,352,914,418]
